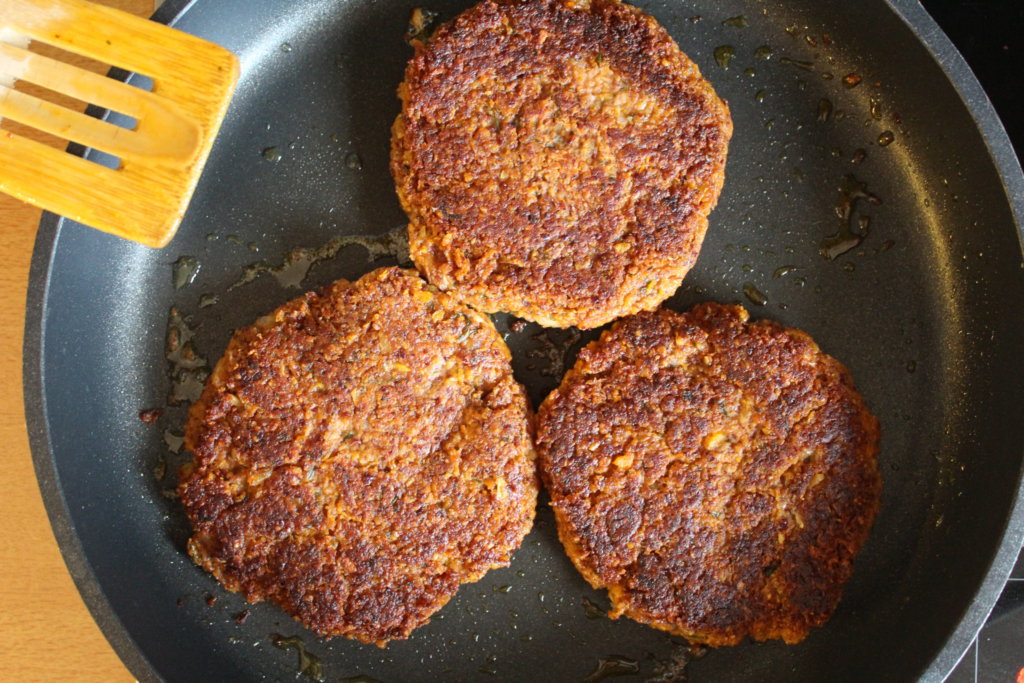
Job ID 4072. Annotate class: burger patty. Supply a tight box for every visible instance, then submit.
[536,303,881,646]
[391,0,732,329]
[179,267,538,645]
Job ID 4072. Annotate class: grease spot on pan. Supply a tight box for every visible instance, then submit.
[230,225,410,290]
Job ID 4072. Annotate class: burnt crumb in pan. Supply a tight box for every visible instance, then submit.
[537,302,881,646]
[179,267,538,645]
[392,0,732,328]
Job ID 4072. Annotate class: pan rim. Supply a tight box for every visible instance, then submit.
[20,0,1024,681]
[878,0,1024,679]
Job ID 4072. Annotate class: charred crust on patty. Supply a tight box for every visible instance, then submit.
[179,267,538,645]
[392,0,732,328]
[536,303,881,645]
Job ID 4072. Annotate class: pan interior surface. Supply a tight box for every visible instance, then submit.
[26,0,1024,681]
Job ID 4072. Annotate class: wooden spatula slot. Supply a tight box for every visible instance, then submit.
[0,40,140,121]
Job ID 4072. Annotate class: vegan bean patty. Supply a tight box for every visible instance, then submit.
[179,267,538,645]
[537,303,881,645]
[392,0,732,328]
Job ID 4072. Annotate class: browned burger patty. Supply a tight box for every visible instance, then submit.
[391,0,732,329]
[537,303,881,645]
[179,267,538,645]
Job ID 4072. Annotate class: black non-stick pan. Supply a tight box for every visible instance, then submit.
[23,0,1024,680]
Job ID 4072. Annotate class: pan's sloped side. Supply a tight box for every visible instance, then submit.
[882,1,1024,680]
[22,2,204,682]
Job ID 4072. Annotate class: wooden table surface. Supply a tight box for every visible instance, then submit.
[1,1,154,680]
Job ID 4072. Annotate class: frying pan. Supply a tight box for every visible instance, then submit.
[23,0,1024,680]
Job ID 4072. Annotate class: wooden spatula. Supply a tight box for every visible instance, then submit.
[0,0,238,247]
